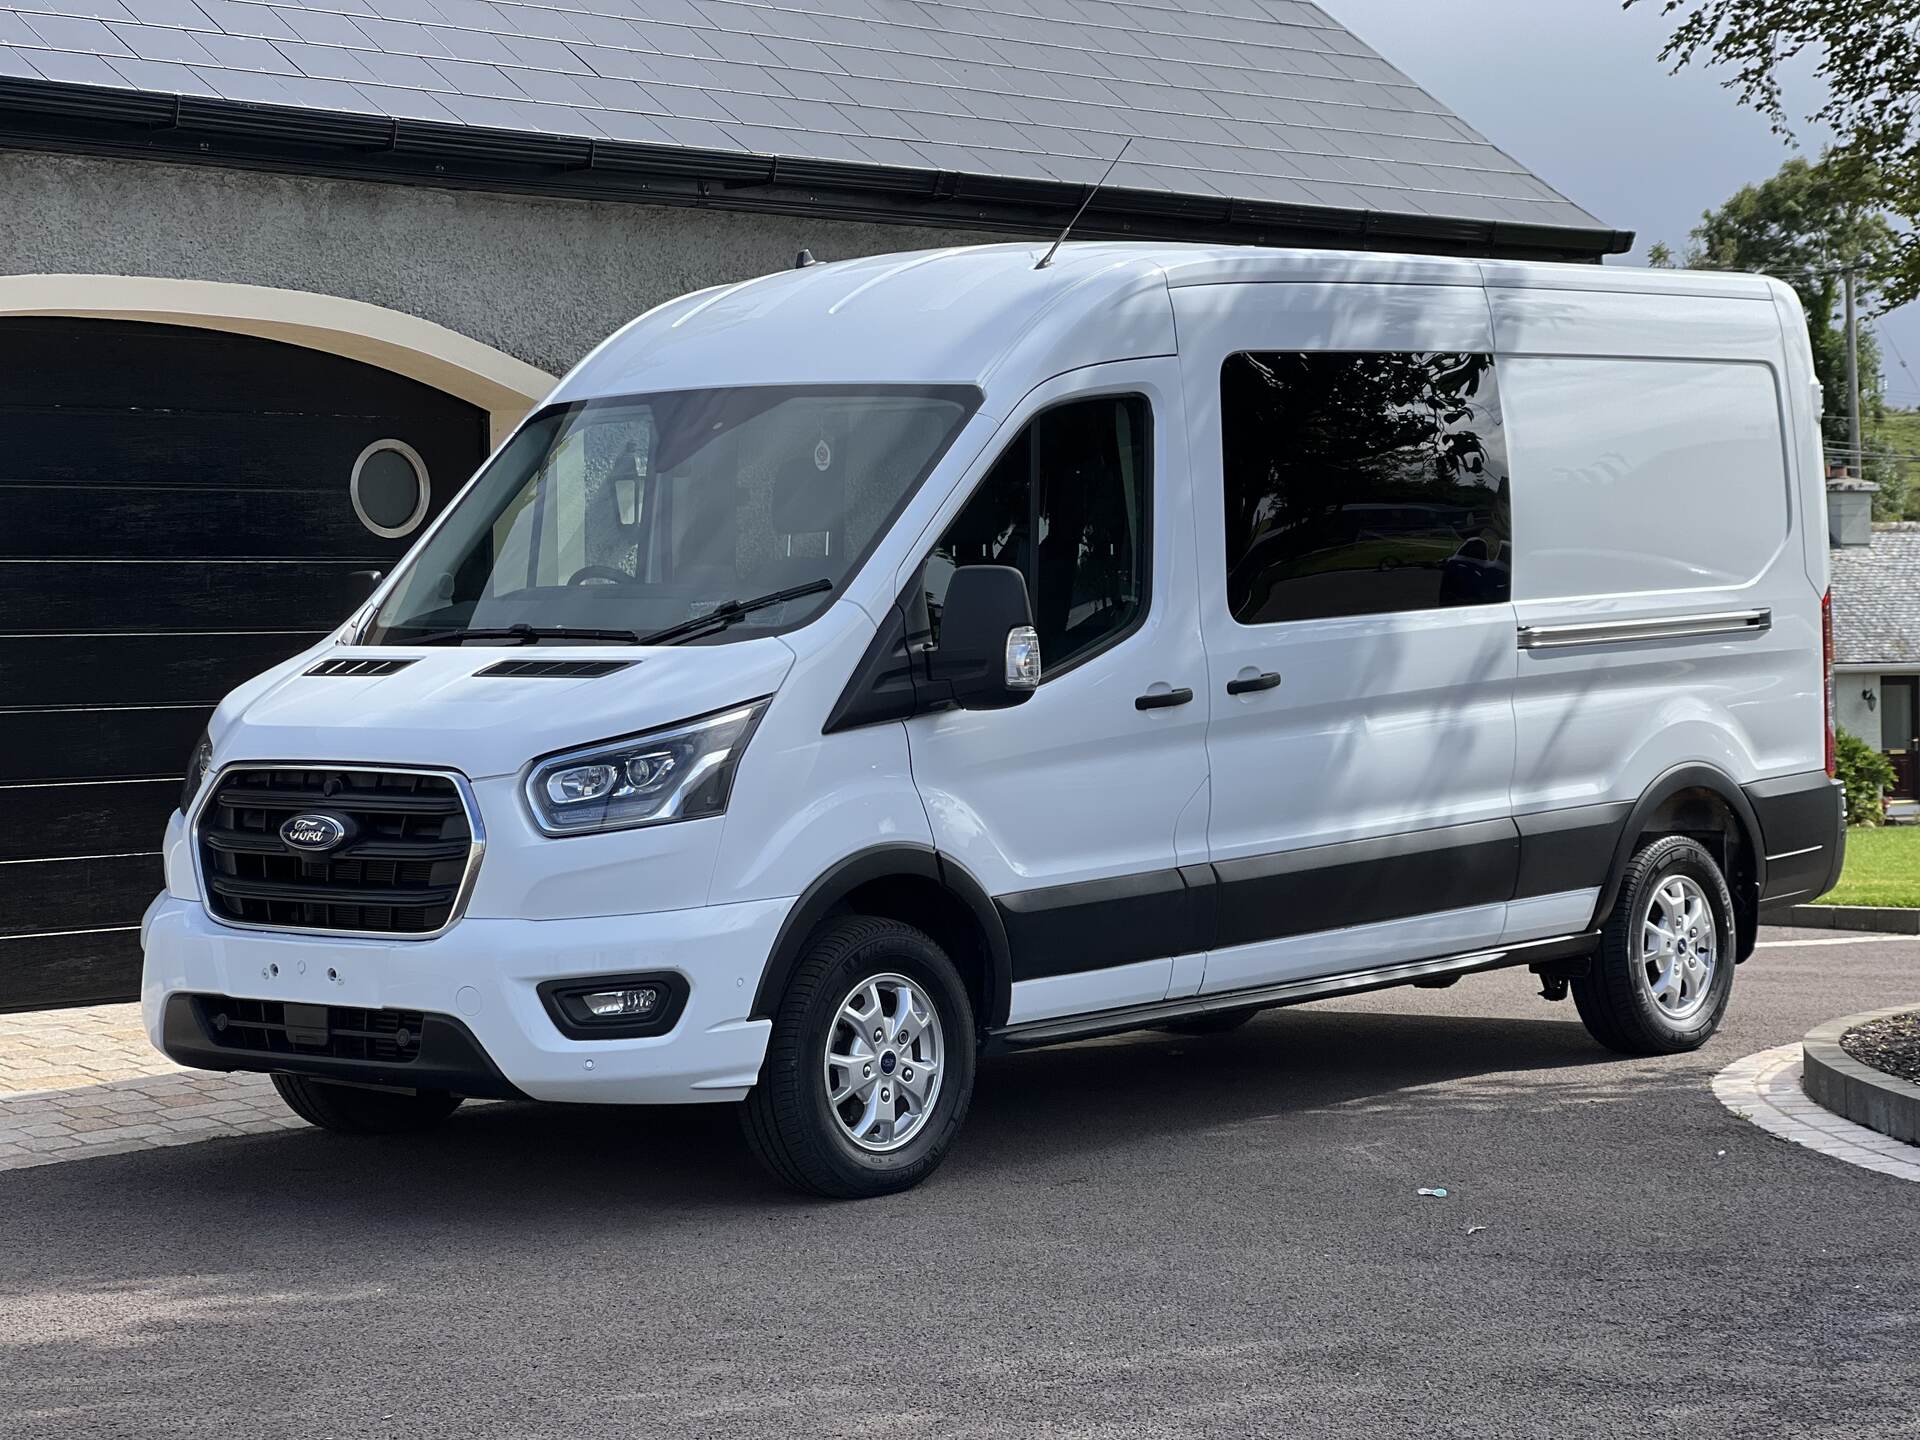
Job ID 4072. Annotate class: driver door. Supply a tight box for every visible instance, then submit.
[901,361,1213,1025]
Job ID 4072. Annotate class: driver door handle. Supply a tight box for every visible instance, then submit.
[1225,671,1283,695]
[1135,687,1194,711]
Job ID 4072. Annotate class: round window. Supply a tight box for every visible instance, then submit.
[350,440,430,539]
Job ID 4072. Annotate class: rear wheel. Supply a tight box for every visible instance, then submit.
[1573,835,1735,1055]
[271,1073,463,1134]
[741,916,976,1199]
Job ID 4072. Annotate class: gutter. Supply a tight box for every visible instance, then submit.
[0,77,1635,263]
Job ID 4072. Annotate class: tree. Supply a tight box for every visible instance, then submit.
[1631,0,1920,310]
[1648,156,1908,512]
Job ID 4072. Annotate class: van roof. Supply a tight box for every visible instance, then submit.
[553,242,1787,406]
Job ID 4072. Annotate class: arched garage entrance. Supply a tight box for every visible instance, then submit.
[0,314,529,1011]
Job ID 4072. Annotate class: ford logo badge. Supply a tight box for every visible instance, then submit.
[280,813,349,853]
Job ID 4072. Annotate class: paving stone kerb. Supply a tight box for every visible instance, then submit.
[1803,1006,1920,1146]
[1778,904,1920,934]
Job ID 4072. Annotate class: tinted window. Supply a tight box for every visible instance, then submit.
[1220,352,1511,624]
[925,395,1149,673]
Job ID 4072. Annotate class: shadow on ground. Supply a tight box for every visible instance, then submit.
[2,999,1916,1440]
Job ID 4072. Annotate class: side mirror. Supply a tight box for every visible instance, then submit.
[924,565,1040,710]
[346,568,384,601]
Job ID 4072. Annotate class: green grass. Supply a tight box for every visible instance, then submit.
[1813,824,1920,907]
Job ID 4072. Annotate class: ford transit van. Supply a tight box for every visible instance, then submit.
[142,244,1846,1197]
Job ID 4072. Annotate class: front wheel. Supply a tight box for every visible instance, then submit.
[741,916,976,1199]
[1573,835,1736,1055]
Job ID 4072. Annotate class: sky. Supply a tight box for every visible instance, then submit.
[1316,0,1920,413]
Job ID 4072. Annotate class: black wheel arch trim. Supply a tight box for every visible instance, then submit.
[750,844,1015,1030]
[1588,764,1768,930]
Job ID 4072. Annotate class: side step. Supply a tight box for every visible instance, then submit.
[987,931,1600,1051]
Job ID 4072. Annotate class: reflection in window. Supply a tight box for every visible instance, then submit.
[925,395,1149,673]
[367,386,976,644]
[1221,352,1511,624]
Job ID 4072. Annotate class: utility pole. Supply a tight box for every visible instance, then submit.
[1844,267,1862,476]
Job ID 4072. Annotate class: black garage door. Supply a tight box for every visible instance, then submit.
[1,317,489,1012]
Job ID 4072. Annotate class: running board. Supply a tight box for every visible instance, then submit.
[987,931,1600,1051]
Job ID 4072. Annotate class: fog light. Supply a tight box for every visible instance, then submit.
[539,972,685,1039]
[582,986,661,1019]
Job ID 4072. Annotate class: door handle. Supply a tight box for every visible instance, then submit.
[1135,687,1194,711]
[1225,671,1282,695]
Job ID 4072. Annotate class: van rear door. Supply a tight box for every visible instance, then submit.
[1490,282,1819,925]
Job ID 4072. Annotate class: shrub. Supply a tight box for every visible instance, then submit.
[1835,727,1896,826]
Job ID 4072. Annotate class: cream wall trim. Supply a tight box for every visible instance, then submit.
[0,274,556,445]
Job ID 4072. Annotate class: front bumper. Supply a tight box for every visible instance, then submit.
[140,892,787,1103]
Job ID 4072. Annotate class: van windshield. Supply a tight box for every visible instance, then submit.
[365,385,979,646]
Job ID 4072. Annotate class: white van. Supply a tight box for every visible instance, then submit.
[142,244,1845,1197]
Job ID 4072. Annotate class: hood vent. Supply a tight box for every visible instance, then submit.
[308,657,419,677]
[474,659,635,679]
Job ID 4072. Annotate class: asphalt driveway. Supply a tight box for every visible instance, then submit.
[2,927,1916,1439]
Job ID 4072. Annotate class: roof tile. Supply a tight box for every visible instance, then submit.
[0,0,1608,231]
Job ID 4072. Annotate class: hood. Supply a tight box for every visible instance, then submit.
[212,634,797,780]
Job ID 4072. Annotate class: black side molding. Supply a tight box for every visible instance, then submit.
[988,931,1601,1051]
[1747,771,1847,909]
[1588,764,1768,929]
[749,845,1015,1029]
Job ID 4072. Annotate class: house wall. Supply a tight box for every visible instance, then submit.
[0,148,1013,378]
[1837,672,1880,744]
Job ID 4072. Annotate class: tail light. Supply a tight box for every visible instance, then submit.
[1822,587,1836,776]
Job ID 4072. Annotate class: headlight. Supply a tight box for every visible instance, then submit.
[179,730,214,815]
[524,701,767,836]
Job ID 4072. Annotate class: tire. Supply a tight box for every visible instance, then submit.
[1573,835,1736,1056]
[741,916,976,1199]
[271,1073,464,1134]
[1158,1007,1258,1036]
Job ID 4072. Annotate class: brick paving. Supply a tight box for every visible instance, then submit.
[0,1003,298,1172]
[1713,1041,1920,1184]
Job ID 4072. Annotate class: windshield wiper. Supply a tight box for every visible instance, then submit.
[638,579,833,647]
[390,623,644,647]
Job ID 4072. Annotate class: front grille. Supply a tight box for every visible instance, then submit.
[197,766,478,936]
[195,996,425,1063]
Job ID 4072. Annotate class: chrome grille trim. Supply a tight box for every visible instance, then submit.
[189,762,486,941]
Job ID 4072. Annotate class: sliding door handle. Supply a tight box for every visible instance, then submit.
[1135,687,1194,711]
[1225,671,1282,695]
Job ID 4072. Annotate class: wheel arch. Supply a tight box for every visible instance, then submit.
[751,845,1013,1033]
[1590,764,1765,956]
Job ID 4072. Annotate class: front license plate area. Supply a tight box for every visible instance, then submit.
[282,1002,331,1048]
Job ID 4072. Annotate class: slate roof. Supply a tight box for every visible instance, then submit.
[1832,523,1920,667]
[0,0,1612,235]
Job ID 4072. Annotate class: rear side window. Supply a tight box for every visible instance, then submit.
[1220,351,1511,625]
[1496,358,1789,600]
[925,394,1150,675]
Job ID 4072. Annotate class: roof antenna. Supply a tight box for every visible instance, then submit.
[795,248,817,269]
[1035,137,1132,271]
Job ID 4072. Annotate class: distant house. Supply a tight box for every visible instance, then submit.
[1828,482,1920,802]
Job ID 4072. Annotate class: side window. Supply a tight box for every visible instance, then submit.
[1220,352,1511,625]
[925,395,1150,673]
[1497,357,1787,599]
